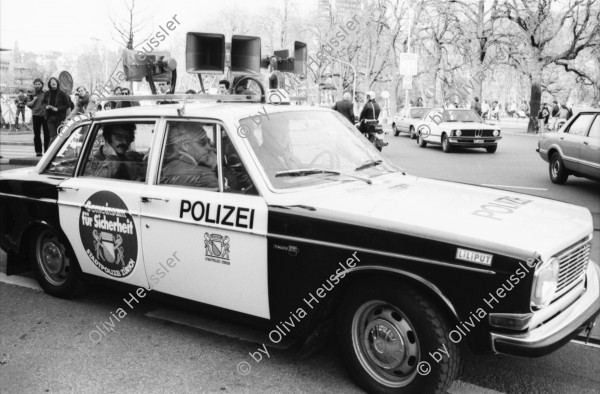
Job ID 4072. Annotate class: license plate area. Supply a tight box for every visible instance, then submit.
[474,139,484,144]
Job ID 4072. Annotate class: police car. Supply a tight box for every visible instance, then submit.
[1,34,599,394]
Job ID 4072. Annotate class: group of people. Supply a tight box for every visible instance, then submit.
[471,97,501,120]
[537,101,573,132]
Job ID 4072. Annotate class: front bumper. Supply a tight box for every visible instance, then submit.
[491,261,600,357]
[448,137,501,147]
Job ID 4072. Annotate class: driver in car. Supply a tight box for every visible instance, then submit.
[256,120,301,179]
[160,122,219,188]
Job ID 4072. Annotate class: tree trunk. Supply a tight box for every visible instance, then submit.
[528,64,543,134]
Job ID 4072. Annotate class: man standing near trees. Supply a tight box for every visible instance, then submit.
[27,78,49,156]
[472,97,482,116]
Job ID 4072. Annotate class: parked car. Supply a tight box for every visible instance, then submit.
[1,99,598,394]
[537,110,600,184]
[392,107,432,139]
[416,109,502,153]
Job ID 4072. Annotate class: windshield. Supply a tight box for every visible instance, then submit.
[440,109,482,123]
[238,110,398,190]
[410,108,430,119]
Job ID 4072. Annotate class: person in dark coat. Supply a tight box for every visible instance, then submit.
[42,77,71,142]
[332,92,355,123]
[359,91,381,133]
[27,78,49,155]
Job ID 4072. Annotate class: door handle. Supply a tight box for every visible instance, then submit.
[141,196,169,203]
[583,141,589,145]
[57,186,79,192]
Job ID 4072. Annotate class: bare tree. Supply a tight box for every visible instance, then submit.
[500,0,600,132]
[110,0,151,50]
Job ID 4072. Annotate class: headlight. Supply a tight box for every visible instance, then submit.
[453,129,461,136]
[531,257,559,308]
[493,130,500,137]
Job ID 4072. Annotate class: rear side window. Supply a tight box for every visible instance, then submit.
[43,124,91,177]
[567,114,595,136]
[588,115,600,138]
[80,121,155,182]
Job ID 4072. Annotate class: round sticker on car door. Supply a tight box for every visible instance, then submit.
[79,191,138,277]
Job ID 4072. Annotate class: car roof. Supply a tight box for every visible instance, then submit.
[93,102,327,120]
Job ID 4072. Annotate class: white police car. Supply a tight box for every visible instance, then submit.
[1,95,598,393]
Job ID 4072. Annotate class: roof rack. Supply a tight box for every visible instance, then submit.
[97,93,307,104]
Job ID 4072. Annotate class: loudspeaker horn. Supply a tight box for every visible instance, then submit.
[186,32,226,74]
[230,35,261,76]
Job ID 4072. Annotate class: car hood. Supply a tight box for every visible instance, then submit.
[268,173,592,261]
[437,122,497,129]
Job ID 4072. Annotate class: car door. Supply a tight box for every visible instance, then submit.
[138,119,270,319]
[579,114,600,179]
[57,119,158,288]
[398,108,409,132]
[560,113,596,173]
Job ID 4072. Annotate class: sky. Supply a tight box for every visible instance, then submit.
[0,0,317,54]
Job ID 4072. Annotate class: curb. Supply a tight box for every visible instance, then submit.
[0,142,35,146]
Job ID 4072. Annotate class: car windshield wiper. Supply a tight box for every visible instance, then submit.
[275,168,372,184]
[355,159,382,171]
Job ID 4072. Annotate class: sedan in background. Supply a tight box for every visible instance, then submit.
[392,107,432,139]
[416,109,502,153]
[537,110,600,184]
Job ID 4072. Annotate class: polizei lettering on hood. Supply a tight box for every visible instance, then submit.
[180,200,255,229]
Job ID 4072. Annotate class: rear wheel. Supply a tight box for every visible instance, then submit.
[393,124,399,137]
[550,152,569,184]
[337,281,461,394]
[409,126,416,140]
[29,228,86,298]
[442,135,452,153]
[418,134,427,148]
[485,145,497,153]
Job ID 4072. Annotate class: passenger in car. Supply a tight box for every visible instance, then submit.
[91,123,144,180]
[256,120,301,177]
[161,123,218,188]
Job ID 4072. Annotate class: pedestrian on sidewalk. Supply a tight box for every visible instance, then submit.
[42,77,70,143]
[68,86,96,119]
[14,89,28,127]
[332,92,355,123]
[27,78,50,155]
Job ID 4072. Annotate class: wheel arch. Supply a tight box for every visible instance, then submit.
[12,220,71,274]
[333,266,461,326]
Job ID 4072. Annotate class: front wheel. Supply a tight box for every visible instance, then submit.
[442,135,452,153]
[29,228,87,298]
[409,126,416,140]
[485,145,497,153]
[418,134,427,148]
[550,153,568,184]
[337,281,461,394]
[393,124,399,137]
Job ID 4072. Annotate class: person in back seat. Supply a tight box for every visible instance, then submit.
[91,123,144,180]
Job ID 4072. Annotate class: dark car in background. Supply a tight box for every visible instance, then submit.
[537,110,600,184]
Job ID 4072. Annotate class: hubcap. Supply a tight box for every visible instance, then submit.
[552,159,560,177]
[351,301,420,388]
[37,231,70,286]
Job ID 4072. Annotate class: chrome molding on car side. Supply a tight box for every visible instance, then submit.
[269,233,497,275]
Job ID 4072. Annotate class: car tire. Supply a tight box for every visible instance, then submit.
[485,145,497,153]
[409,126,416,140]
[393,124,399,137]
[337,280,461,394]
[29,228,87,298]
[442,135,452,153]
[418,134,427,148]
[550,152,569,184]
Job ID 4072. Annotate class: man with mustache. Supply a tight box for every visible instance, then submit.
[91,123,144,180]
[26,78,49,155]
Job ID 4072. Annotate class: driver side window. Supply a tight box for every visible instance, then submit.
[43,124,91,177]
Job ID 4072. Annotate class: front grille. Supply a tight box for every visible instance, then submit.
[555,237,591,298]
[459,129,494,137]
